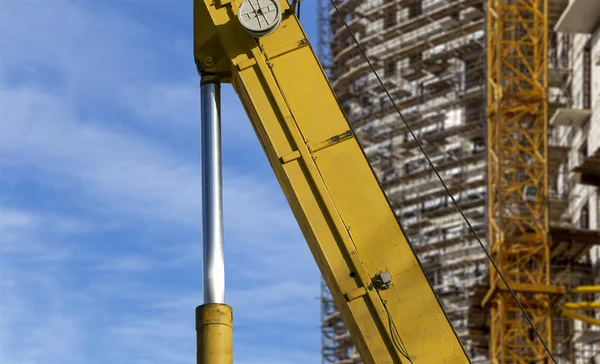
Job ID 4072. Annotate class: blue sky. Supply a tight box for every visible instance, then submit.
[0,1,322,363]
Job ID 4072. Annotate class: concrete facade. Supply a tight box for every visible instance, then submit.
[554,2,600,360]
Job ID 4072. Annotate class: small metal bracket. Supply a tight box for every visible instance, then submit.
[309,130,354,153]
[345,287,367,302]
[284,0,301,17]
[215,0,233,8]
[279,150,301,164]
[372,271,393,291]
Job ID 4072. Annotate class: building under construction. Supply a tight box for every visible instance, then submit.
[318,0,600,362]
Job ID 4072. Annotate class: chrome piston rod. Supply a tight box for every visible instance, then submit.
[198,77,232,364]
[200,77,225,304]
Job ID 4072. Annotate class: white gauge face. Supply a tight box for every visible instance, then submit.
[238,0,282,37]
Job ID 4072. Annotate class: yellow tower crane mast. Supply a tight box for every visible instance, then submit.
[485,0,564,362]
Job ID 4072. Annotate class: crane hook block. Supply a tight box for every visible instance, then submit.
[238,0,282,38]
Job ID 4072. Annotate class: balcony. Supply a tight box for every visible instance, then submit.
[331,16,368,43]
[549,0,569,29]
[554,0,600,34]
[550,225,600,263]
[573,330,600,345]
[329,0,362,14]
[549,108,591,127]
[573,147,600,186]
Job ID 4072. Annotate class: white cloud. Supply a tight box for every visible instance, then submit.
[0,207,90,262]
[0,208,39,229]
[96,256,153,271]
[0,207,94,235]
[0,259,87,364]
[0,87,200,224]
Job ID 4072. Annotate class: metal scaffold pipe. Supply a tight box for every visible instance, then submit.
[197,76,232,364]
[201,78,225,305]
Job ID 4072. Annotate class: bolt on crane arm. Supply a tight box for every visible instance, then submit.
[194,1,471,362]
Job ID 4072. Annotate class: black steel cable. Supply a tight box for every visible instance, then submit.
[328,1,557,362]
[383,301,413,363]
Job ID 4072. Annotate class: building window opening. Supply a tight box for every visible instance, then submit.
[383,10,397,28]
[579,202,589,230]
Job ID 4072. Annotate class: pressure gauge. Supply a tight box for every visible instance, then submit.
[238,0,282,37]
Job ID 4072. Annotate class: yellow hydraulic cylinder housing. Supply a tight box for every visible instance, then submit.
[196,304,233,364]
[194,1,471,363]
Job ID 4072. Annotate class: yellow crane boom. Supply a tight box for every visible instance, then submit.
[194,0,470,363]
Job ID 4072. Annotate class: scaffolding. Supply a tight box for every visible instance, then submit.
[322,0,488,361]
[320,0,600,363]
